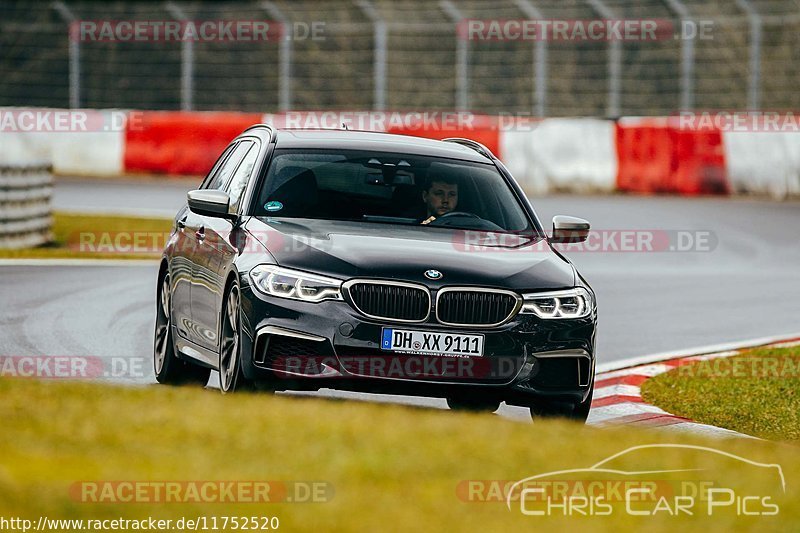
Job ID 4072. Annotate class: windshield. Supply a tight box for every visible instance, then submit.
[253,149,535,233]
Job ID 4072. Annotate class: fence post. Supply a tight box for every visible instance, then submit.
[664,0,695,110]
[439,0,468,111]
[166,2,194,111]
[513,0,547,116]
[53,1,80,109]
[735,0,762,110]
[262,1,293,112]
[355,0,387,111]
[586,0,620,117]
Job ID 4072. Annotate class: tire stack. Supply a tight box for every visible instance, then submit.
[0,164,53,249]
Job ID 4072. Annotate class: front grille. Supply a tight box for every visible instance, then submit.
[346,282,430,322]
[436,289,519,326]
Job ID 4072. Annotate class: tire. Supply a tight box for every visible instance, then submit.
[218,282,254,393]
[529,385,593,423]
[446,396,501,413]
[154,271,211,386]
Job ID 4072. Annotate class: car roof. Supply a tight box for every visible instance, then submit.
[271,129,493,163]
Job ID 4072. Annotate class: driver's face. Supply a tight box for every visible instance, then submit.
[423,181,459,217]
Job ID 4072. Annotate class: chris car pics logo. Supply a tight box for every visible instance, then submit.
[505,444,784,517]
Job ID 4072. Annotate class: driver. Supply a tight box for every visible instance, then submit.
[420,176,459,225]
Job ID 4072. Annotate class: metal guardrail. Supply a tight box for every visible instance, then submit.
[0,165,53,249]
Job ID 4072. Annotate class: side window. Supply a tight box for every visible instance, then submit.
[204,141,253,191]
[200,143,236,190]
[226,142,260,214]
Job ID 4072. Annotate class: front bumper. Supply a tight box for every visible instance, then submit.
[238,283,596,407]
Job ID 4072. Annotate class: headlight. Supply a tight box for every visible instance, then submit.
[520,287,593,319]
[249,265,343,303]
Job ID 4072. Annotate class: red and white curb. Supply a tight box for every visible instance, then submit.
[587,335,800,438]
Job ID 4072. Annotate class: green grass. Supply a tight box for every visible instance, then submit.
[0,212,172,260]
[1,378,799,531]
[642,345,800,442]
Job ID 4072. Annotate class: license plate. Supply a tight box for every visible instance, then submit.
[380,328,484,357]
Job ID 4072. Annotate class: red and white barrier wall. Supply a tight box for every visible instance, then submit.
[1,107,799,198]
[500,118,618,194]
[0,108,125,174]
[723,131,800,198]
[125,111,263,175]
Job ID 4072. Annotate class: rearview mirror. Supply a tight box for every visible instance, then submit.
[187,189,233,219]
[549,215,590,244]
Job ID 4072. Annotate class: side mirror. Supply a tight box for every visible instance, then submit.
[187,189,233,219]
[549,215,590,244]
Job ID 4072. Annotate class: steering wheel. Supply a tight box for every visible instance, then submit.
[428,211,482,226]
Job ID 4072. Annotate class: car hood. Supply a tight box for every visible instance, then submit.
[245,217,575,290]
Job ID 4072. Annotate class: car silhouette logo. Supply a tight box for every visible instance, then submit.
[505,444,787,510]
[424,269,443,280]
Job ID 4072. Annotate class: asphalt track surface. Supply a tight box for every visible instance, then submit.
[2,178,798,421]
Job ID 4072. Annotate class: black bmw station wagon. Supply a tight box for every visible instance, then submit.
[155,126,597,421]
